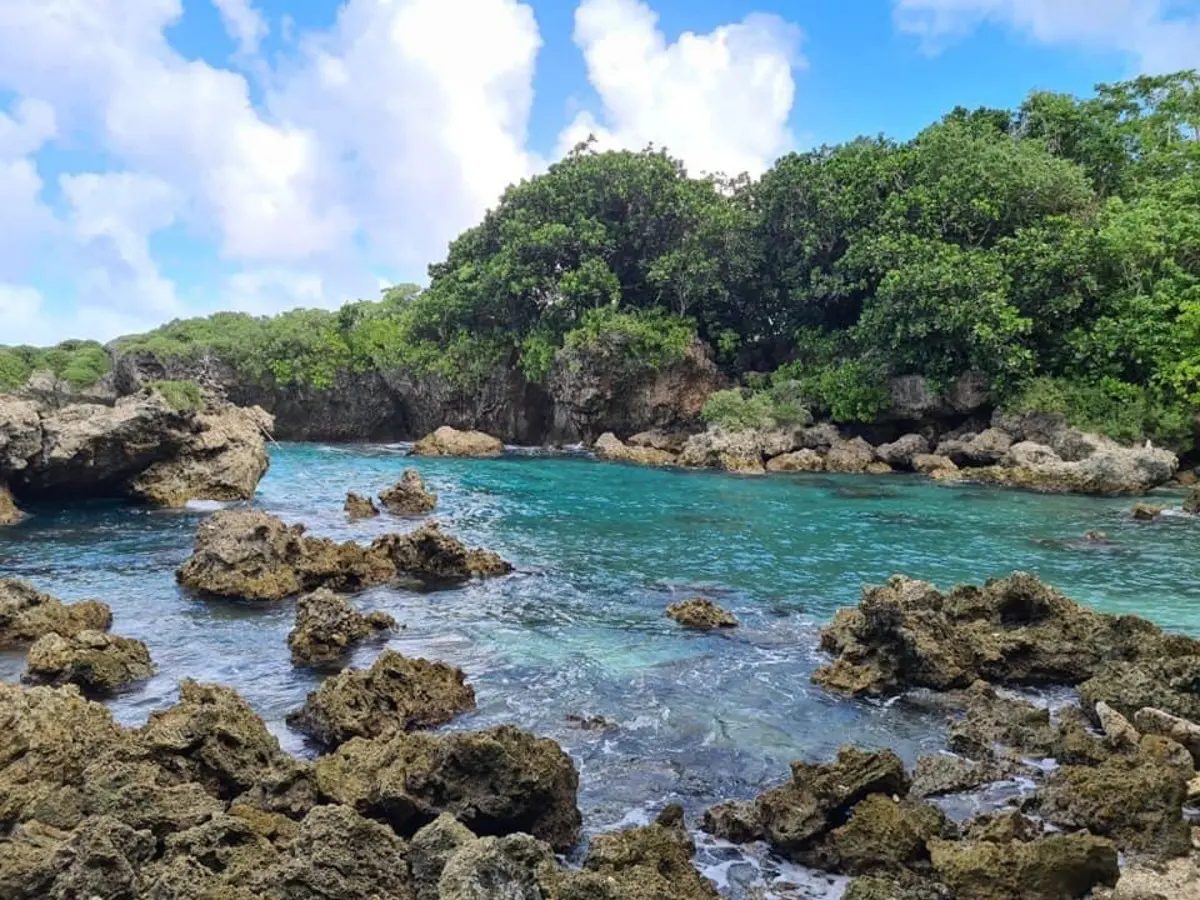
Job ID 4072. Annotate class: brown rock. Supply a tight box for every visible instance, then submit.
[913,453,958,475]
[438,833,564,900]
[665,597,737,630]
[766,448,825,472]
[22,630,153,694]
[701,800,763,843]
[410,813,477,899]
[929,832,1118,900]
[1133,707,1200,767]
[287,588,396,666]
[344,491,379,520]
[821,794,949,876]
[0,578,112,646]
[380,468,438,514]
[287,649,476,748]
[876,435,931,470]
[372,521,513,581]
[595,432,678,466]
[826,437,878,473]
[0,482,24,525]
[1184,484,1200,514]
[1133,503,1164,521]
[412,426,503,458]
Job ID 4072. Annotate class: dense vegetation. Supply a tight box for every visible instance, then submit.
[0,341,110,392]
[6,73,1199,448]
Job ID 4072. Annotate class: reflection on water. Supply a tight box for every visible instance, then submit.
[1,444,1198,897]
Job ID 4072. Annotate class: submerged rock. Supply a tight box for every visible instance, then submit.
[287,649,476,748]
[380,468,438,514]
[344,491,379,520]
[1133,503,1164,521]
[813,571,1200,697]
[594,432,678,466]
[412,425,503,458]
[22,629,153,694]
[315,724,581,850]
[176,509,510,600]
[286,588,396,666]
[665,597,738,630]
[0,578,112,646]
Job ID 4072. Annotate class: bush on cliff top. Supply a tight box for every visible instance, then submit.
[0,341,110,392]
[151,380,204,413]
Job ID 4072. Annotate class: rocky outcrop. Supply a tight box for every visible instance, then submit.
[826,437,879,473]
[412,426,503,458]
[594,432,677,466]
[876,434,931,470]
[665,597,738,630]
[1133,708,1200,766]
[813,572,1200,697]
[22,630,153,694]
[766,447,825,472]
[0,390,271,506]
[286,588,396,666]
[380,468,438,514]
[314,724,581,850]
[344,491,379,520]
[287,649,476,748]
[0,578,112,646]
[176,510,511,600]
[885,372,990,421]
[0,482,23,525]
[437,832,563,900]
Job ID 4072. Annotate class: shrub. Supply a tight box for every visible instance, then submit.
[701,386,812,431]
[563,307,696,371]
[151,380,203,412]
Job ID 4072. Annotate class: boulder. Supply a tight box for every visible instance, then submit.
[344,491,379,520]
[22,630,153,694]
[819,794,949,876]
[1004,441,1061,468]
[286,588,396,666]
[1132,503,1164,521]
[1079,656,1200,724]
[412,426,503,458]
[438,833,563,900]
[665,597,737,630]
[1095,701,1140,750]
[0,578,113,646]
[628,429,689,454]
[314,724,581,850]
[876,434,931,470]
[176,510,510,600]
[813,572,1200,697]
[1133,708,1200,767]
[928,832,1118,900]
[910,752,996,798]
[0,482,23,525]
[886,372,990,420]
[826,437,877,473]
[410,813,477,899]
[947,440,1178,495]
[700,799,764,843]
[380,468,438,514]
[1184,484,1200,514]
[677,427,766,474]
[913,453,958,475]
[594,432,678,467]
[766,448,826,472]
[287,649,476,748]
[140,811,283,898]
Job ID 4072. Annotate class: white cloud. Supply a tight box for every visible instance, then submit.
[211,0,269,56]
[0,284,50,345]
[894,0,1200,72]
[561,0,803,176]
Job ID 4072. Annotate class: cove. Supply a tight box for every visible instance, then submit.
[2,443,1198,897]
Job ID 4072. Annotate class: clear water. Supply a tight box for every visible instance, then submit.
[2,444,1198,897]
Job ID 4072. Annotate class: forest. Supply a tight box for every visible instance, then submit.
[5,72,1199,448]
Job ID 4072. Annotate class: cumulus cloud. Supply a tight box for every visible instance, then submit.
[561,0,803,176]
[211,0,268,56]
[894,0,1200,73]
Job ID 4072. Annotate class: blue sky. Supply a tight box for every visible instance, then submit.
[0,0,1197,345]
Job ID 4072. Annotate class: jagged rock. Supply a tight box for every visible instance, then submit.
[128,403,273,507]
[177,510,510,600]
[913,453,958,475]
[0,482,23,525]
[344,491,379,520]
[287,649,475,748]
[1184,484,1200,514]
[628,429,689,454]
[962,810,1043,844]
[928,832,1119,900]
[826,437,878,473]
[886,372,989,420]
[594,432,678,466]
[438,833,564,900]
[0,578,112,646]
[701,800,764,843]
[287,588,396,666]
[1133,503,1164,521]
[910,752,996,798]
[412,426,503,458]
[665,597,737,630]
[843,876,954,900]
[22,630,153,694]
[380,468,438,514]
[937,429,1013,467]
[876,435,931,470]
[1133,708,1200,767]
[141,811,283,898]
[1093,855,1200,899]
[570,804,720,899]
[1004,441,1062,468]
[677,427,767,473]
[766,448,826,472]
[1096,701,1140,750]
[813,572,1200,697]
[410,813,476,899]
[755,746,909,860]
[1079,657,1200,723]
[818,794,949,876]
[315,724,581,850]
[945,682,1059,761]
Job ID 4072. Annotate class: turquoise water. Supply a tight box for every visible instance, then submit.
[2,444,1198,896]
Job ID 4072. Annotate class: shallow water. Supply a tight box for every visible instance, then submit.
[2,444,1198,897]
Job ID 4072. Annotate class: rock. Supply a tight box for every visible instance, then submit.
[1134,708,1200,767]
[701,800,764,843]
[0,482,24,525]
[141,811,282,897]
[1133,503,1164,521]
[665,597,737,630]
[286,588,396,666]
[380,468,438,514]
[677,427,766,473]
[843,876,954,900]
[962,809,1043,844]
[928,832,1118,900]
[314,724,581,850]
[1096,701,1141,750]
[876,434,931,470]
[22,630,153,694]
[344,491,379,520]
[945,681,1059,761]
[9,814,158,900]
[949,439,1178,495]
[913,453,958,475]
[1079,656,1200,723]
[412,426,503,458]
[628,429,689,454]
[438,833,563,900]
[886,372,990,420]
[177,509,509,600]
[1184,485,1200,514]
[910,752,995,797]
[1004,441,1062,468]
[410,813,476,899]
[1095,855,1200,899]
[127,403,273,507]
[594,432,678,466]
[817,794,949,876]
[287,649,476,748]
[0,578,113,646]
[813,572,1200,697]
[866,461,894,474]
[962,428,1014,466]
[766,448,825,472]
[826,437,878,473]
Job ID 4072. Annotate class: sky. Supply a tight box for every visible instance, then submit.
[1,0,1198,345]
